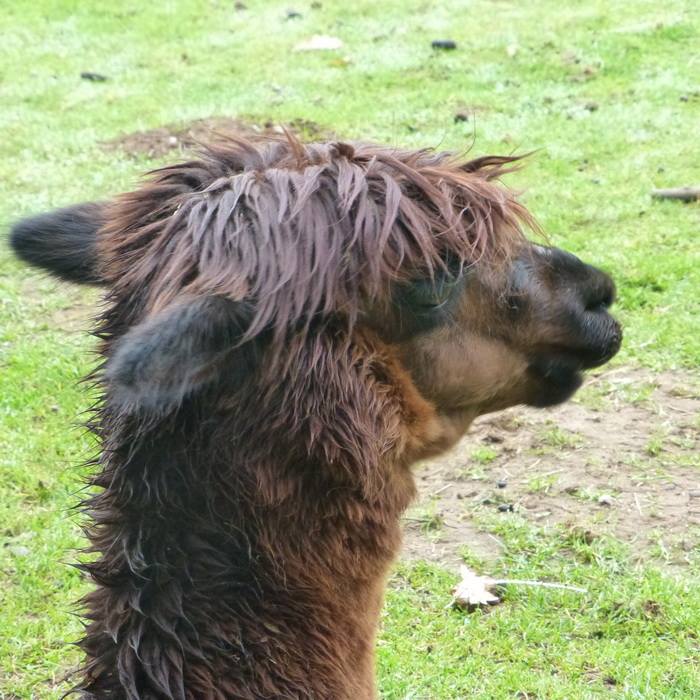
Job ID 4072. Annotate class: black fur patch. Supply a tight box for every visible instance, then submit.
[9,202,105,284]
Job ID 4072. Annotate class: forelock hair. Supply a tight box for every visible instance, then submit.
[98,133,534,342]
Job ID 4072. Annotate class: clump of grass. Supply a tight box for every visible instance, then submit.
[538,424,584,450]
[405,501,445,536]
[567,485,620,505]
[470,446,500,464]
[526,473,559,494]
[616,380,657,406]
[645,431,666,457]
[574,381,611,411]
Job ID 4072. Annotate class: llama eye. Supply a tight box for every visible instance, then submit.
[402,269,463,310]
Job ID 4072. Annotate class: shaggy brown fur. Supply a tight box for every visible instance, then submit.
[9,134,621,699]
[97,139,531,339]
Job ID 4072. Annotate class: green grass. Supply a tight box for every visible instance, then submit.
[1,1,699,697]
[381,526,700,699]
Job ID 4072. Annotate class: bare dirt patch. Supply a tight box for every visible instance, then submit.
[402,367,700,568]
[20,279,97,334]
[101,116,332,159]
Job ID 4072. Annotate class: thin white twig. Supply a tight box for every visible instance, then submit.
[634,492,643,515]
[491,579,588,594]
[486,533,506,549]
[430,483,452,498]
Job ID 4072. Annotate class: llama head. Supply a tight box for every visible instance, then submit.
[10,135,621,465]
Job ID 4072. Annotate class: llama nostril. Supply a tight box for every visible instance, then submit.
[584,276,615,312]
[585,298,611,313]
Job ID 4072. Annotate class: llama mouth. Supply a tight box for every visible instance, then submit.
[524,307,621,408]
[526,354,584,408]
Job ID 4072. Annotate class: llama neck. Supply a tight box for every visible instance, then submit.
[78,327,443,698]
[79,435,416,700]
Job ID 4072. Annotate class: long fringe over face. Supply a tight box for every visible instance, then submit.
[98,136,534,342]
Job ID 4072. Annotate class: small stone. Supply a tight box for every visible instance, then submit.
[80,71,108,82]
[496,479,508,489]
[167,136,178,147]
[598,494,614,506]
[431,39,457,50]
[10,545,30,557]
[50,404,60,413]
[497,503,514,512]
[680,95,689,102]
[483,433,504,444]
[689,490,700,498]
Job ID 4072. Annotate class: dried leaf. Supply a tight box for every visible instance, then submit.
[449,565,588,610]
[450,565,501,609]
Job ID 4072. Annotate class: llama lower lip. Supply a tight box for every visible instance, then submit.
[527,355,584,407]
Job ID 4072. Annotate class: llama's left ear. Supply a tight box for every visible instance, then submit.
[9,202,106,285]
[106,296,253,413]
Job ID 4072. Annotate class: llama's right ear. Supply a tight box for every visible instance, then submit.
[106,296,254,413]
[9,202,106,285]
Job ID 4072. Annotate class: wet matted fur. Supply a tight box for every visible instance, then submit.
[9,134,620,699]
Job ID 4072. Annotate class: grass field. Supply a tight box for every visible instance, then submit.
[1,1,698,697]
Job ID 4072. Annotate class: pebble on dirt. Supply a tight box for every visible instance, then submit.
[431,40,457,50]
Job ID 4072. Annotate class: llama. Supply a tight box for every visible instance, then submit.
[10,135,621,699]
